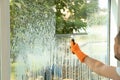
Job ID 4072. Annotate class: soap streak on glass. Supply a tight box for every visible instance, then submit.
[10,1,109,80]
[14,9,56,80]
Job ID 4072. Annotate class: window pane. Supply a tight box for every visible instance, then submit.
[10,0,109,80]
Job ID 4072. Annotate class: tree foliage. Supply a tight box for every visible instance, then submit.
[55,0,99,34]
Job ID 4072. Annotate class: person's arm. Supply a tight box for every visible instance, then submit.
[70,40,120,80]
[84,56,120,80]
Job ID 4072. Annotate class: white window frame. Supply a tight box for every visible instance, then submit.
[110,0,120,67]
[0,0,10,80]
[117,0,120,67]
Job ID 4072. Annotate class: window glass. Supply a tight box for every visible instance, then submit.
[10,0,109,80]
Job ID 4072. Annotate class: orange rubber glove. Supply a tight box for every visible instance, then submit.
[70,39,87,62]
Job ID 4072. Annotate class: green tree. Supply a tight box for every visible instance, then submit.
[55,0,99,34]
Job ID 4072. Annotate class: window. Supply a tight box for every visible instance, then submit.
[10,0,110,80]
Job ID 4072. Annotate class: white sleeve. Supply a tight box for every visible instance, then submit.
[116,67,120,76]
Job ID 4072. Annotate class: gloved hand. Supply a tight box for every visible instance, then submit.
[70,39,87,62]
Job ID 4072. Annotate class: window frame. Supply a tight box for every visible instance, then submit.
[0,0,10,80]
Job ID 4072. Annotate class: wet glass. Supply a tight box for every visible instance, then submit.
[10,0,109,80]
